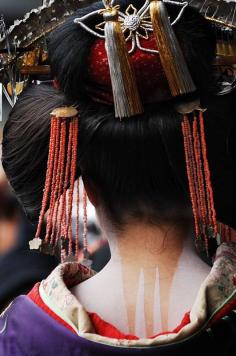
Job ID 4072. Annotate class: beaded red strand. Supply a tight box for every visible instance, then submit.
[35,117,57,240]
[66,117,79,256]
[185,117,201,217]
[45,118,61,243]
[199,112,218,236]
[181,111,220,255]
[57,120,73,244]
[34,107,81,261]
[50,120,67,245]
[193,116,209,252]
[193,117,208,225]
[181,116,200,237]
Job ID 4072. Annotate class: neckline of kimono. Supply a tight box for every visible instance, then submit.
[28,283,236,349]
[35,243,236,347]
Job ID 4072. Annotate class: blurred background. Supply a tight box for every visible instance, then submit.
[0,1,43,312]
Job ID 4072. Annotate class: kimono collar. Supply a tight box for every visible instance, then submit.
[39,243,236,347]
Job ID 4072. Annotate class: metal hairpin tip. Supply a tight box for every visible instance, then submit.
[50,107,78,118]
[175,98,201,114]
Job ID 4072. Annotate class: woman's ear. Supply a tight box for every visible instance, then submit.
[83,177,100,208]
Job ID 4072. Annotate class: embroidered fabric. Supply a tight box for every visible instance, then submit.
[27,243,236,347]
[28,283,191,340]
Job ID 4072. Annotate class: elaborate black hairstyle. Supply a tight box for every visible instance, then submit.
[2,0,236,231]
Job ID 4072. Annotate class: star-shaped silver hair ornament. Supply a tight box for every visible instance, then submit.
[74,0,188,54]
[96,3,156,54]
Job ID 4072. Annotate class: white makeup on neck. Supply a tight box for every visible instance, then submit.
[71,219,211,338]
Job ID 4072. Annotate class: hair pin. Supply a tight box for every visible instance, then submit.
[74,0,188,54]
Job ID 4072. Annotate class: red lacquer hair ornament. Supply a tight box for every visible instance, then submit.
[87,34,171,106]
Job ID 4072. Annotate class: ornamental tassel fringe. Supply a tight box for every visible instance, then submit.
[102,3,143,118]
[29,106,86,262]
[149,0,196,98]
[181,111,221,257]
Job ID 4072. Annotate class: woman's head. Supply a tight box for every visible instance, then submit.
[2,0,235,232]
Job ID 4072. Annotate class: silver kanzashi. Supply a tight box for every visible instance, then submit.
[74,0,188,54]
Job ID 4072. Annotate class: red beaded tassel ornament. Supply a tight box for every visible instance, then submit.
[29,106,90,263]
[181,110,222,257]
[150,0,232,254]
[148,0,223,256]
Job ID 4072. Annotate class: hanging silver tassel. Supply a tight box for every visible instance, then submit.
[101,1,143,119]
